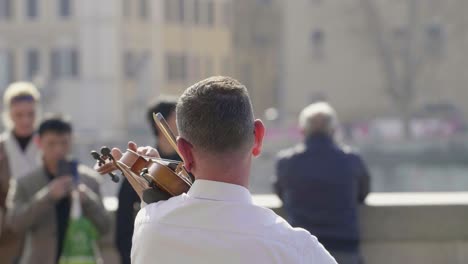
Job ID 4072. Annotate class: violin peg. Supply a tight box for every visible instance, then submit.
[92,148,119,183]
[110,173,120,183]
[100,147,114,160]
[90,150,100,159]
[90,150,104,166]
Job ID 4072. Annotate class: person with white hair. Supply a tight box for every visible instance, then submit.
[298,102,339,138]
[274,102,370,264]
[0,82,42,263]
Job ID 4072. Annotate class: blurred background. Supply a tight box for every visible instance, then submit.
[0,0,467,198]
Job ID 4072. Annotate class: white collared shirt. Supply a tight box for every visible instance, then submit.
[131,180,337,264]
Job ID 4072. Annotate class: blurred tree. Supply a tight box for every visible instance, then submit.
[360,0,427,139]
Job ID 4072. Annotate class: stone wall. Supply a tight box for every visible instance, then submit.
[100,192,468,264]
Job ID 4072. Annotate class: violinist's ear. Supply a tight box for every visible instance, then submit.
[252,119,265,157]
[177,137,194,172]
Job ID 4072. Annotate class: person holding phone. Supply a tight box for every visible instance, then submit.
[6,115,110,264]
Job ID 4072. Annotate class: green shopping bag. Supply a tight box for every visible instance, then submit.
[59,190,99,264]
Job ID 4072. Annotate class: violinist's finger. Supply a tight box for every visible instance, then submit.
[136,147,146,156]
[144,147,160,158]
[136,146,159,158]
[111,147,123,160]
[128,141,138,152]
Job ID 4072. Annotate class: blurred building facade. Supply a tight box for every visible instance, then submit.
[281,0,468,127]
[231,0,282,118]
[1,0,467,149]
[161,0,233,95]
[0,0,233,151]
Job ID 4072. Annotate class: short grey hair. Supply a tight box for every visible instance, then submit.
[299,102,338,137]
[176,76,255,154]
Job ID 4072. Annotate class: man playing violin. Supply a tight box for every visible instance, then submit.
[98,76,337,264]
[115,97,180,264]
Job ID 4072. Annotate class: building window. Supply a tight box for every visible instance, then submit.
[164,0,170,21]
[139,0,149,20]
[0,0,12,20]
[58,0,72,18]
[123,52,132,78]
[166,54,187,82]
[164,0,175,22]
[51,48,79,79]
[123,51,136,78]
[193,0,200,24]
[206,0,214,26]
[123,51,151,79]
[310,29,325,60]
[222,1,231,28]
[26,49,40,80]
[178,0,185,23]
[26,0,38,19]
[392,27,407,55]
[0,50,15,89]
[164,0,184,23]
[70,49,78,76]
[426,22,445,58]
[122,0,130,17]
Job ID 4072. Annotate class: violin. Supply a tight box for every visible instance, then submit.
[92,113,193,197]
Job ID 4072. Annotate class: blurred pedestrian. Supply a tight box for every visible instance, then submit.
[6,115,110,264]
[0,82,42,263]
[274,102,370,264]
[115,97,181,264]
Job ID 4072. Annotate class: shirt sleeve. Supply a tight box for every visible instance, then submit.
[301,233,338,264]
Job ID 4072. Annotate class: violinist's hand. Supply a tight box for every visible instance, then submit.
[95,141,160,175]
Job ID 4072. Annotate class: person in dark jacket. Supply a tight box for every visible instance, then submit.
[274,102,370,264]
[115,97,181,264]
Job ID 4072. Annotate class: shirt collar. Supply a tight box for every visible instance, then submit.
[187,179,253,204]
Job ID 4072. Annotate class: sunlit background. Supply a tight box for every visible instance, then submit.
[0,0,467,198]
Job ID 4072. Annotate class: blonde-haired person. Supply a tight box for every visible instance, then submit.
[0,82,42,263]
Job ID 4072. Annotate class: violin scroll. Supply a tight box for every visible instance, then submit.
[92,113,193,197]
[90,149,120,183]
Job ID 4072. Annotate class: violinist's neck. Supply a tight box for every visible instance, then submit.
[193,152,251,189]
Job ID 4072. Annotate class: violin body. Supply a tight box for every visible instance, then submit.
[117,150,192,196]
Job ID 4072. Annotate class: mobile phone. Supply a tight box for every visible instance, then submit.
[57,159,79,184]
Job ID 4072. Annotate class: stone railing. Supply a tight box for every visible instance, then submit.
[100,192,468,264]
